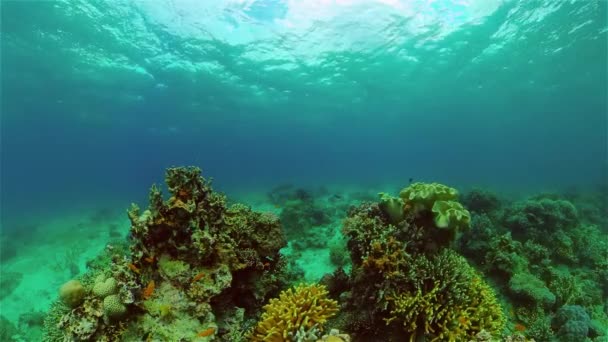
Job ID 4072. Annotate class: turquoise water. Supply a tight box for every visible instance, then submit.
[1,1,607,341]
[2,1,606,218]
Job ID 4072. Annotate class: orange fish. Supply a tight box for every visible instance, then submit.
[143,280,155,299]
[144,256,155,263]
[514,323,526,332]
[128,263,141,274]
[192,272,205,283]
[197,327,215,337]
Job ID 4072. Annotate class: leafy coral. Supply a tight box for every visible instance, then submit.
[431,200,471,232]
[378,192,405,224]
[399,182,459,209]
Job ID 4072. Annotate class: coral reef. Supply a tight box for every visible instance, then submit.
[38,167,606,342]
[337,182,504,341]
[43,166,289,341]
[278,190,331,244]
[458,190,608,341]
[461,188,501,215]
[250,283,339,341]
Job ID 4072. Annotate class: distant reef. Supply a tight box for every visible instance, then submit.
[37,166,606,342]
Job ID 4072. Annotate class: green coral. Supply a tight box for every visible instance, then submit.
[92,276,118,298]
[103,295,126,320]
[504,197,578,237]
[431,200,471,231]
[385,250,505,341]
[378,192,405,224]
[158,255,190,280]
[399,182,458,209]
[509,272,556,307]
[398,182,471,247]
[553,305,591,341]
[59,280,86,308]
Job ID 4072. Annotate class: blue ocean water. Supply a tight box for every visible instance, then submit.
[0,1,607,341]
[2,0,606,223]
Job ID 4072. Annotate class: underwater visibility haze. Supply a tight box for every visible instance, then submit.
[0,0,607,341]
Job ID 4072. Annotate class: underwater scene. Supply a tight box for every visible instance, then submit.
[1,0,607,341]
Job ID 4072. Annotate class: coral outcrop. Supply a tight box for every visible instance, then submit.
[336,182,505,341]
[43,166,289,341]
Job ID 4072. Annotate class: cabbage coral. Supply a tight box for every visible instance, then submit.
[399,182,459,210]
[250,284,339,341]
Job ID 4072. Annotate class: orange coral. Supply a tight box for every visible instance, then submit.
[143,280,155,299]
[514,323,526,332]
[197,327,215,337]
[128,263,141,274]
[192,272,205,283]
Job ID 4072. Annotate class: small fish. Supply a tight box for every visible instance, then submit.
[409,177,414,184]
[514,323,526,332]
[144,256,155,263]
[143,280,155,299]
[128,263,141,274]
[192,272,205,283]
[197,327,215,337]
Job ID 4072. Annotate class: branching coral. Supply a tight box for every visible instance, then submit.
[250,284,339,341]
[385,250,505,342]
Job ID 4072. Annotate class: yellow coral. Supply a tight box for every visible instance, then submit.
[385,253,505,342]
[251,284,339,342]
[399,182,458,209]
[431,200,471,231]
